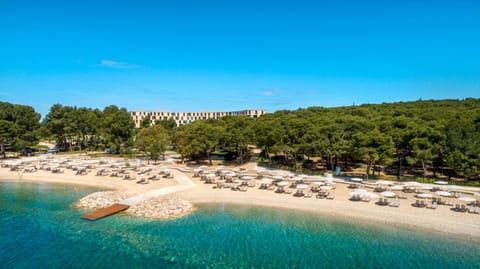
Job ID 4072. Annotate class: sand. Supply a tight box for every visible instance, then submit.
[1,155,479,241]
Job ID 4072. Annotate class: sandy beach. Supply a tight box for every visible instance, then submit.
[1,155,479,241]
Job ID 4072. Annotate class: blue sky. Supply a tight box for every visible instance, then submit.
[1,0,479,117]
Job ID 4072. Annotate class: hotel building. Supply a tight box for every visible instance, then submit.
[130,109,267,128]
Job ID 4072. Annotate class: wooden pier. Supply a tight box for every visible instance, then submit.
[81,203,130,221]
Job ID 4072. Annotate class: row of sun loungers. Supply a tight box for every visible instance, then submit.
[452,204,480,214]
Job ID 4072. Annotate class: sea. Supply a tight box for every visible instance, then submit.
[1,181,479,269]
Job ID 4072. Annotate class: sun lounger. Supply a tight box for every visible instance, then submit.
[453,204,467,212]
[389,202,400,207]
[304,192,312,198]
[349,194,361,201]
[52,168,64,173]
[376,198,389,206]
[326,194,335,200]
[136,178,149,184]
[122,174,135,180]
[412,200,425,208]
[467,207,477,214]
[294,190,304,197]
[148,175,158,180]
[361,196,371,202]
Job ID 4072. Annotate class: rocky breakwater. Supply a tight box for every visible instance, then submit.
[76,191,194,219]
[76,191,131,209]
[127,197,194,219]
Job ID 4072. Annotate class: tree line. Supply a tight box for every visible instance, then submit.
[1,99,479,181]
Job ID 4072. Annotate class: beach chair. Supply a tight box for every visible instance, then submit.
[426,202,437,209]
[304,192,312,198]
[350,194,359,201]
[136,178,149,184]
[148,175,158,181]
[361,196,371,202]
[326,194,335,200]
[389,202,400,207]
[294,190,304,197]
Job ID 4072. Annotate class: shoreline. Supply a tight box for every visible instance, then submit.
[192,201,480,244]
[1,156,479,242]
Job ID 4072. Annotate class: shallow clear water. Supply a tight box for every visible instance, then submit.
[1,182,479,269]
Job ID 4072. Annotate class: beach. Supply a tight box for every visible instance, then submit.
[1,154,479,241]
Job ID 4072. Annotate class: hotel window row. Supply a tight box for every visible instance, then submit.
[130,109,267,128]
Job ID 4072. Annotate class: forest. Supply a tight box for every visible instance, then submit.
[1,98,479,183]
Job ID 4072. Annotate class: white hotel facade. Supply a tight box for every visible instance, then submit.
[130,109,267,128]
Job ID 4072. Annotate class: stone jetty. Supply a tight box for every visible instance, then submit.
[76,191,131,209]
[127,197,194,219]
[76,191,194,219]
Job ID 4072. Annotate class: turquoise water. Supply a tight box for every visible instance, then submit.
[1,182,479,269]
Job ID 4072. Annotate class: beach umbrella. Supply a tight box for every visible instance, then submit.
[362,192,379,199]
[260,178,272,184]
[241,176,254,181]
[416,193,433,199]
[350,177,363,183]
[404,181,421,186]
[312,181,325,186]
[270,175,284,181]
[323,173,333,178]
[320,186,333,191]
[296,184,310,189]
[381,191,397,198]
[418,185,434,190]
[353,188,369,194]
[389,185,404,191]
[376,180,392,186]
[458,197,476,203]
[435,191,451,197]
[276,181,289,187]
[434,180,449,185]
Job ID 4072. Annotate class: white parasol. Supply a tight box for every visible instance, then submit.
[381,191,397,198]
[458,196,476,203]
[435,191,451,197]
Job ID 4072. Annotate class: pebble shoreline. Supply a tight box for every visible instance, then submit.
[76,191,194,219]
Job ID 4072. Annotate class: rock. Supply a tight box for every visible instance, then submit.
[77,192,194,220]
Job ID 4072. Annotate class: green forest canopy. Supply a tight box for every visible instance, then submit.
[0,98,479,181]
